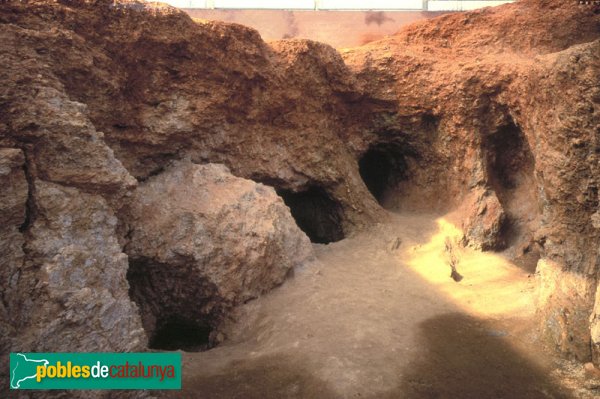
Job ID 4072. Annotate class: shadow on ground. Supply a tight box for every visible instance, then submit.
[175,313,571,399]
[170,214,574,398]
[388,313,571,399]
[177,354,338,399]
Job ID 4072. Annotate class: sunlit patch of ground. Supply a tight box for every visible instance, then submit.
[403,217,536,319]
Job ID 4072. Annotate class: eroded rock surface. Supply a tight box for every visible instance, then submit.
[0,0,599,387]
[0,149,28,355]
[454,188,506,251]
[342,1,600,361]
[17,181,146,353]
[124,161,314,348]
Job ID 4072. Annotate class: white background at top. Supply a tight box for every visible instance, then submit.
[318,0,422,9]
[163,0,427,9]
[214,0,315,9]
[159,0,513,10]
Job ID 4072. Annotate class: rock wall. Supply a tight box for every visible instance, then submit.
[0,149,28,356]
[0,0,599,385]
[342,0,600,361]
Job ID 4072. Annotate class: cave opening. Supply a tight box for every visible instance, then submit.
[126,259,219,352]
[358,143,409,206]
[483,121,534,194]
[149,316,212,352]
[482,119,539,265]
[277,187,344,244]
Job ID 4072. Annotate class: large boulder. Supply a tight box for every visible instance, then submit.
[124,161,314,347]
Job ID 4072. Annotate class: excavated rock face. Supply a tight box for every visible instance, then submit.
[0,0,317,388]
[19,180,147,353]
[0,0,383,234]
[0,0,599,378]
[519,40,600,362]
[342,1,600,361]
[124,161,314,350]
[0,149,28,355]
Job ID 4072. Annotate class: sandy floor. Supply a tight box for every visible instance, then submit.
[168,213,599,398]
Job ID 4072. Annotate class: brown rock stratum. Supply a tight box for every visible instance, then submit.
[0,0,599,397]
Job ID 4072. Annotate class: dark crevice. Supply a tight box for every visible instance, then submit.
[482,119,538,252]
[277,187,344,244]
[19,149,37,233]
[421,113,440,132]
[132,152,179,182]
[126,258,221,352]
[112,123,130,130]
[484,121,534,192]
[149,317,212,352]
[358,142,410,206]
[18,164,33,233]
[136,165,167,183]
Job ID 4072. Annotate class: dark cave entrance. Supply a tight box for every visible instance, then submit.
[277,187,344,244]
[358,143,409,205]
[483,121,534,194]
[149,316,212,352]
[127,259,217,352]
[482,120,539,267]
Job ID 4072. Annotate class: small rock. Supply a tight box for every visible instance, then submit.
[584,362,600,379]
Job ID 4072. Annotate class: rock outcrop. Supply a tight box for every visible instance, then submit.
[0,149,28,355]
[124,161,314,348]
[454,188,506,251]
[0,0,599,389]
[19,180,147,353]
[342,0,600,361]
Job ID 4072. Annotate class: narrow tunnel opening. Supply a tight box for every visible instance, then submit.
[358,143,409,206]
[482,119,539,269]
[127,259,220,352]
[149,316,212,352]
[277,187,344,244]
[484,121,534,193]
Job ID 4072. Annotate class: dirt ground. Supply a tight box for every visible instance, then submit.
[167,213,600,398]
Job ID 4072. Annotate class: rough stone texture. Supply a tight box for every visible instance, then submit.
[124,161,314,345]
[0,32,136,194]
[13,180,147,353]
[454,188,506,251]
[0,2,148,393]
[536,259,596,362]
[518,40,600,361]
[0,149,28,357]
[592,279,600,365]
[0,0,384,233]
[1,181,147,399]
[342,1,600,361]
[0,0,598,378]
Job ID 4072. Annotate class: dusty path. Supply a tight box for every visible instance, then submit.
[169,213,593,398]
